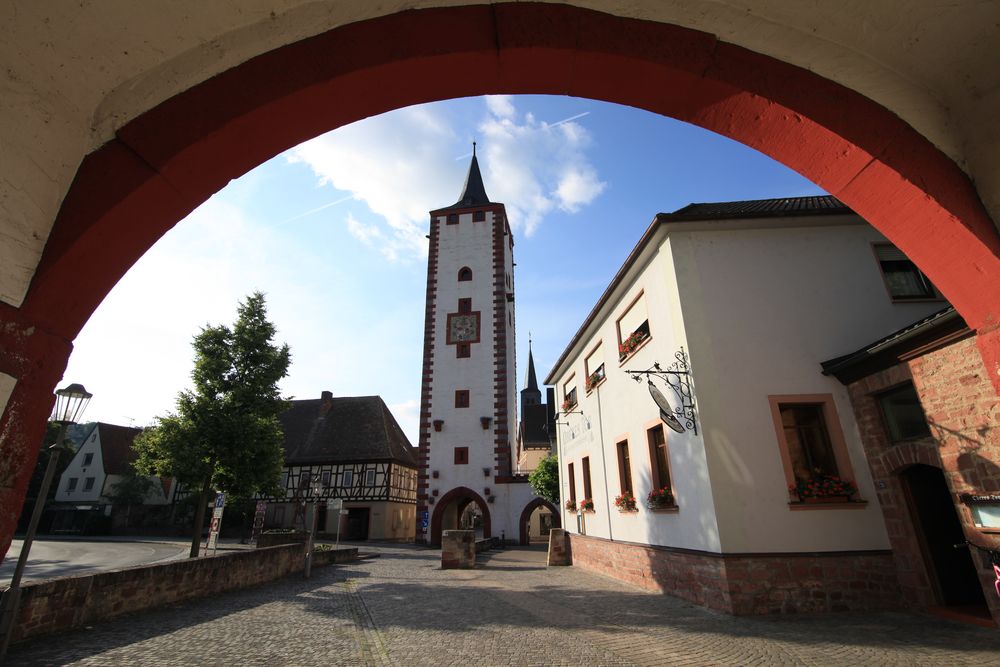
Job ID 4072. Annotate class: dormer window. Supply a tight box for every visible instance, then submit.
[458,267,473,282]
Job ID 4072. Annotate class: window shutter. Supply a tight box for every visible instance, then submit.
[586,344,604,375]
[874,244,908,262]
[618,293,648,338]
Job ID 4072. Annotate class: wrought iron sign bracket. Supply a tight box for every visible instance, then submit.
[625,347,698,434]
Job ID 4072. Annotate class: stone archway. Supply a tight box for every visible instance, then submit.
[518,497,560,546]
[3,3,1000,558]
[429,486,491,547]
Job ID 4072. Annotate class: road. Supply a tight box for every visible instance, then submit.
[8,543,1000,666]
[0,538,188,585]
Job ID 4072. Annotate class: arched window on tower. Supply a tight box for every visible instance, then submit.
[458,267,473,282]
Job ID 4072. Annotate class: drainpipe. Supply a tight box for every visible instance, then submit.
[594,386,613,541]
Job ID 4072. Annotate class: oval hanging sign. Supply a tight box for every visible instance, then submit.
[648,380,685,433]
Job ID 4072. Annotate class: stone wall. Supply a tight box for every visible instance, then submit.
[10,543,357,642]
[845,333,1000,625]
[569,534,901,615]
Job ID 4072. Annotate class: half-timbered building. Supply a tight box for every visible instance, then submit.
[263,392,418,541]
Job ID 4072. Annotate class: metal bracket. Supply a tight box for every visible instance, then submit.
[625,347,698,434]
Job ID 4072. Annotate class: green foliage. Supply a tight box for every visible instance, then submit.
[106,471,156,506]
[528,454,560,505]
[134,292,291,500]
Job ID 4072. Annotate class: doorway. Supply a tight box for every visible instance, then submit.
[902,465,986,609]
[346,508,370,541]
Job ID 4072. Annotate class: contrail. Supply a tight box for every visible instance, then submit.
[278,195,354,224]
[549,111,590,127]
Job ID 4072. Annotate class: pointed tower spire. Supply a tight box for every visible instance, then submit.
[524,336,539,391]
[453,142,491,208]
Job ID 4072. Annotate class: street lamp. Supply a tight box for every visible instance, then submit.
[0,383,92,661]
[303,474,324,579]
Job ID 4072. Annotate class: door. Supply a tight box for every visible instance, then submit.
[902,464,986,606]
[346,508,370,541]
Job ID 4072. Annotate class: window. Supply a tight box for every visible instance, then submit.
[67,477,78,492]
[457,343,471,358]
[647,425,671,492]
[458,267,473,282]
[455,390,470,408]
[769,395,855,494]
[454,447,469,464]
[84,477,95,491]
[365,469,376,486]
[473,210,485,222]
[562,376,578,410]
[321,471,331,486]
[582,457,593,500]
[568,463,577,504]
[617,292,650,359]
[82,452,93,466]
[585,343,605,390]
[616,440,633,495]
[342,469,354,488]
[447,213,459,225]
[878,383,932,442]
[874,244,938,300]
[458,298,472,314]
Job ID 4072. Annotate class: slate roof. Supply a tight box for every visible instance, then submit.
[449,148,491,208]
[279,394,417,467]
[820,306,966,383]
[665,195,848,221]
[524,346,539,392]
[96,423,142,475]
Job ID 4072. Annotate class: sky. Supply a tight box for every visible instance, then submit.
[61,95,824,444]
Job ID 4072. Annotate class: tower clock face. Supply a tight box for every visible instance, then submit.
[449,314,479,342]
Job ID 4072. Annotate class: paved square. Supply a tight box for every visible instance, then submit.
[8,544,1000,666]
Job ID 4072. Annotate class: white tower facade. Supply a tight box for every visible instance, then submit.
[416,150,545,545]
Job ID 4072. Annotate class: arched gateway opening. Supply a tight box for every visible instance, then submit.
[519,498,560,546]
[429,487,491,548]
[2,3,1000,558]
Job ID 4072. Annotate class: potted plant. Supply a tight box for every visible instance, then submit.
[614,491,638,512]
[789,470,858,503]
[579,498,595,512]
[586,369,604,391]
[564,499,577,511]
[646,486,674,509]
[618,330,648,359]
[561,397,577,412]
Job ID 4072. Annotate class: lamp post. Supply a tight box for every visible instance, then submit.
[0,383,92,661]
[303,474,324,579]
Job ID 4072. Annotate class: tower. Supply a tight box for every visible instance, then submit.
[416,148,543,545]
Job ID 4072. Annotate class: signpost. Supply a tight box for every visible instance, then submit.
[328,498,344,551]
[205,492,225,554]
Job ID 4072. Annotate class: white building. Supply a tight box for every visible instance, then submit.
[417,149,554,546]
[545,196,947,615]
[52,422,172,532]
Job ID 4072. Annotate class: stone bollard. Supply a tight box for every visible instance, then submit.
[441,530,476,569]
[547,528,571,566]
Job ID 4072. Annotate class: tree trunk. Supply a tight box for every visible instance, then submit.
[189,480,212,558]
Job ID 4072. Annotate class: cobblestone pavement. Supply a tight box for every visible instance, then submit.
[8,543,1000,666]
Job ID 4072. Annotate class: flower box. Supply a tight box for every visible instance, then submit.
[564,500,577,511]
[579,498,595,512]
[802,495,850,504]
[789,471,857,502]
[646,486,673,509]
[614,491,637,512]
[618,329,648,360]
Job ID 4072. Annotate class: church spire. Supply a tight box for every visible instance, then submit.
[452,142,491,208]
[524,336,539,392]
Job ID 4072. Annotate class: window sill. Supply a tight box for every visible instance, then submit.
[617,507,638,514]
[618,335,652,366]
[647,505,679,513]
[585,378,606,394]
[788,499,868,511]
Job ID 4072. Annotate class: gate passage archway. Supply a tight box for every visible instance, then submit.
[430,487,492,548]
[519,497,561,546]
[2,3,1000,559]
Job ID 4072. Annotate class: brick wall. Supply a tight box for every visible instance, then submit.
[845,333,1000,625]
[10,543,356,642]
[570,534,901,615]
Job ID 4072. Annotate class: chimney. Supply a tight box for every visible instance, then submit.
[319,390,333,417]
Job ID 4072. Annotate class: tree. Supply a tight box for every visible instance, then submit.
[106,471,156,528]
[134,292,291,557]
[528,454,560,505]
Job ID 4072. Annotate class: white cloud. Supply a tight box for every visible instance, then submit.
[485,95,516,119]
[388,398,420,446]
[288,97,606,257]
[478,101,606,236]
